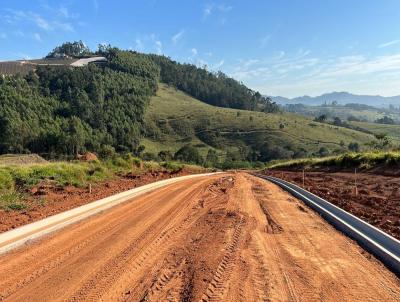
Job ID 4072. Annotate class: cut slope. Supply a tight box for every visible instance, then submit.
[144,84,375,158]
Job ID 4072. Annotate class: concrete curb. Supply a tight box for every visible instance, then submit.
[0,172,220,254]
[254,174,400,277]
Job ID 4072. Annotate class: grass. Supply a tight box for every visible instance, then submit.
[0,192,29,211]
[349,121,400,143]
[0,154,207,211]
[266,151,400,170]
[144,84,375,158]
[289,105,398,123]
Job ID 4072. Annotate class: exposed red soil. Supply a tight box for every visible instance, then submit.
[0,169,194,233]
[265,170,400,240]
[1,173,399,301]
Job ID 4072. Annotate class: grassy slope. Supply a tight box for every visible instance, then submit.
[143,84,375,157]
[288,105,399,123]
[266,151,400,170]
[349,121,400,142]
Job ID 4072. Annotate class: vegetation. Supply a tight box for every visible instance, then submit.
[148,55,279,112]
[266,151,400,170]
[0,154,207,211]
[0,49,159,157]
[143,84,375,168]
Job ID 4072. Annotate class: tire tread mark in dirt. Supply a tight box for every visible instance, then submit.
[68,188,202,302]
[200,215,244,302]
[0,184,183,300]
[249,241,271,302]
[252,184,283,234]
[139,258,187,302]
[0,210,136,300]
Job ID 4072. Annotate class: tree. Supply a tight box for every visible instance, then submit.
[46,41,92,58]
[318,147,329,157]
[174,145,203,164]
[158,150,173,161]
[375,116,395,125]
[314,114,327,123]
[348,142,360,152]
[204,149,219,167]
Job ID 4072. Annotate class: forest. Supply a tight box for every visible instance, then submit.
[0,41,279,159]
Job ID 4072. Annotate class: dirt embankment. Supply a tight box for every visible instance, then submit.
[0,173,398,301]
[0,169,193,233]
[265,170,400,239]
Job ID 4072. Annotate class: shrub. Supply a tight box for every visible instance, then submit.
[174,145,203,165]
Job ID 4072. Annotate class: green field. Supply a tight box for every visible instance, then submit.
[143,84,376,159]
[265,151,400,170]
[286,104,400,123]
[349,121,400,143]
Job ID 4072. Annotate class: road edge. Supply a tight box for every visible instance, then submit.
[0,172,221,254]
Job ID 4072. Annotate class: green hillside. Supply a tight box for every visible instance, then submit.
[285,104,400,123]
[349,121,400,142]
[143,84,375,162]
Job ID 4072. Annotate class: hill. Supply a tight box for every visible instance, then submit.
[143,84,375,164]
[284,103,400,123]
[273,92,400,108]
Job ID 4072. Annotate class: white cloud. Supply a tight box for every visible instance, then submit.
[2,9,74,32]
[155,40,162,54]
[259,34,271,48]
[191,48,198,56]
[378,39,400,48]
[92,0,99,14]
[33,32,42,42]
[135,39,144,51]
[212,59,224,70]
[203,4,214,17]
[171,30,185,45]
[203,3,233,19]
[225,50,400,97]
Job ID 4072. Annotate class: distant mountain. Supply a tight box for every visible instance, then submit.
[271,92,400,108]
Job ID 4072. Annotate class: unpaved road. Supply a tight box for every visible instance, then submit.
[0,173,399,301]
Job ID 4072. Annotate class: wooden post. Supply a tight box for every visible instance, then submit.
[89,183,92,194]
[354,168,358,196]
[302,169,305,188]
[281,171,284,179]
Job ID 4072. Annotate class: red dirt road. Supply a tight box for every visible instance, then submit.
[0,173,399,301]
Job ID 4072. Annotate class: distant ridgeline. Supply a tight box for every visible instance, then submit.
[0,41,278,158]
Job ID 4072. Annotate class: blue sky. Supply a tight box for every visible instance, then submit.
[1,0,400,97]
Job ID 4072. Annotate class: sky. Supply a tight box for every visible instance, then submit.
[1,0,400,98]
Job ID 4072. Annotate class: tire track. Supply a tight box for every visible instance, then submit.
[200,215,244,302]
[68,181,206,301]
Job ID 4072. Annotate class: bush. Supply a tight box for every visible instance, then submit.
[0,191,28,211]
[0,170,14,192]
[161,161,183,172]
[174,145,203,165]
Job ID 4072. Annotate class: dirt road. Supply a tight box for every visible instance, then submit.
[0,173,399,301]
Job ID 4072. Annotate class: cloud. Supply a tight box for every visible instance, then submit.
[191,48,198,56]
[33,32,42,42]
[155,40,162,54]
[171,30,185,45]
[203,3,233,19]
[135,39,144,51]
[212,59,224,69]
[203,4,214,17]
[378,39,400,48]
[2,9,74,32]
[227,51,400,97]
[259,34,271,48]
[92,0,99,14]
